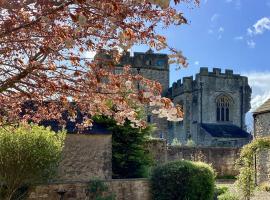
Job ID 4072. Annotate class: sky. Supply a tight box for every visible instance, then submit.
[131,0,270,128]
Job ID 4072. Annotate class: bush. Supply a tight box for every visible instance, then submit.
[0,123,65,200]
[215,186,229,196]
[86,179,115,200]
[171,138,182,146]
[94,116,153,179]
[259,182,270,192]
[150,160,215,200]
[218,192,240,200]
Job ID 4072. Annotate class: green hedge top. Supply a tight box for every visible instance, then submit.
[150,160,215,200]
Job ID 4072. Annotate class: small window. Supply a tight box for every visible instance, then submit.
[147,115,152,123]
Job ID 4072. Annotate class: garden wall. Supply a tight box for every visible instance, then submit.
[148,140,240,176]
[57,134,112,182]
[27,179,151,200]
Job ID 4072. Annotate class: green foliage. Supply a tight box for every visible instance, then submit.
[186,139,196,147]
[218,192,240,200]
[171,138,182,146]
[87,179,115,200]
[236,137,270,200]
[150,160,215,200]
[0,123,65,200]
[259,182,270,192]
[215,186,229,196]
[93,116,153,179]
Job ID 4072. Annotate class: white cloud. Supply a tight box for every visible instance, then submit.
[211,14,219,22]
[234,36,244,40]
[208,29,214,34]
[194,61,199,65]
[84,51,96,59]
[225,0,241,9]
[247,40,256,48]
[243,71,270,111]
[218,27,224,32]
[248,17,270,35]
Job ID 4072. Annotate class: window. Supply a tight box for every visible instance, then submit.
[216,96,231,122]
[147,115,152,123]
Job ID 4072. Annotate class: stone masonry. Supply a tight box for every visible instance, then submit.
[167,67,252,146]
[57,134,112,182]
[253,98,270,184]
[27,179,151,200]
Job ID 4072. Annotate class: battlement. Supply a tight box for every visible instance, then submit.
[198,67,240,77]
[120,49,169,70]
[169,67,247,97]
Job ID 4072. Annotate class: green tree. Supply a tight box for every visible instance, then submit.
[94,116,153,178]
[0,123,66,200]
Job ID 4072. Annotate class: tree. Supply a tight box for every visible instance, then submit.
[0,123,65,200]
[0,0,198,126]
[93,115,154,178]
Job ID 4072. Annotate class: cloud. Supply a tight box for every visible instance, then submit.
[247,40,256,48]
[208,29,214,34]
[210,14,219,22]
[194,61,199,65]
[248,17,270,35]
[225,0,241,9]
[243,71,270,111]
[218,27,224,32]
[84,51,96,59]
[234,36,244,40]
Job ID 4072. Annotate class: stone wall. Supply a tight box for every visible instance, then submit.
[27,179,151,200]
[167,146,240,176]
[147,139,240,176]
[254,112,270,184]
[57,134,112,182]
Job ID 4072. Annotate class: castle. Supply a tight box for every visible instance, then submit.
[118,50,252,147]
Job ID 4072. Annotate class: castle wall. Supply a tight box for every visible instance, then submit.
[169,68,251,146]
[254,112,270,184]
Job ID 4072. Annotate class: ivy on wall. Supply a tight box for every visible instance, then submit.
[236,137,270,200]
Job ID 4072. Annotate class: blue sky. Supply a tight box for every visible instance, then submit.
[132,0,270,115]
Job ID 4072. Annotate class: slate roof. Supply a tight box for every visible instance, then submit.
[253,98,270,115]
[201,123,251,138]
[40,119,111,134]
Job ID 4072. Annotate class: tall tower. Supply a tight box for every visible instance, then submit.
[168,67,252,147]
[119,49,170,138]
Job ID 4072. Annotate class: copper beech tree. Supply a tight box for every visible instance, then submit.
[0,0,198,128]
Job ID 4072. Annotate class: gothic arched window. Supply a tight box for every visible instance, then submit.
[216,96,231,122]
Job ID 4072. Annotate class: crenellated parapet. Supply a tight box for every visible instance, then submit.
[169,67,250,98]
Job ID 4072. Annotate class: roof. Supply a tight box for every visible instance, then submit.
[40,120,111,134]
[253,98,270,115]
[201,123,251,138]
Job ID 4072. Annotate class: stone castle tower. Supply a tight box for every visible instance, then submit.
[167,67,252,147]
[100,50,252,147]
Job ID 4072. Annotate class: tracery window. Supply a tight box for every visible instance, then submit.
[216,96,231,122]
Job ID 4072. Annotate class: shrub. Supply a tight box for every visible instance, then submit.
[171,138,182,146]
[215,186,229,196]
[86,179,115,200]
[186,139,196,147]
[0,123,65,200]
[93,116,153,179]
[218,192,240,200]
[150,160,215,200]
[259,182,270,192]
